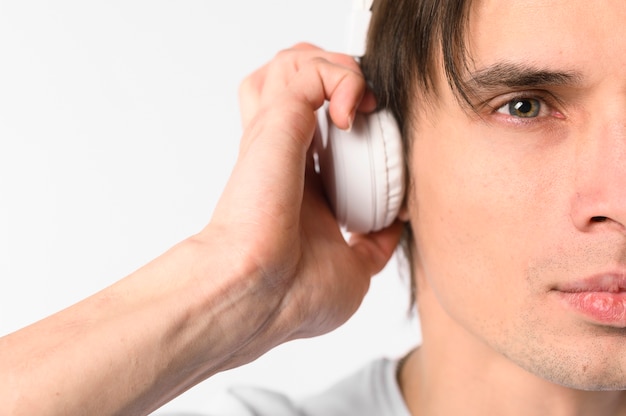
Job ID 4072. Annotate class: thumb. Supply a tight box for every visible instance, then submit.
[348,220,406,277]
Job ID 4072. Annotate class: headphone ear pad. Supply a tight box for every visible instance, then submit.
[314,107,405,233]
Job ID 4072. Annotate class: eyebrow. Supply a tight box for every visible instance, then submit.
[464,62,583,92]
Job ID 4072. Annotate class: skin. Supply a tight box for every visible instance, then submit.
[0,46,402,415]
[4,1,626,415]
[400,0,626,415]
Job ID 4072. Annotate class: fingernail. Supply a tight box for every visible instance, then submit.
[346,113,354,132]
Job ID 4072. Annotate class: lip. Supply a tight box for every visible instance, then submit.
[554,273,626,327]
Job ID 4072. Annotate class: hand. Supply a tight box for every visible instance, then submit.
[238,43,376,129]
[200,43,404,349]
[0,44,405,416]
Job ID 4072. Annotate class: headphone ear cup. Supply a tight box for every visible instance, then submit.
[314,105,405,233]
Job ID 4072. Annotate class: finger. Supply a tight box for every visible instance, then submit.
[349,220,405,277]
[260,50,362,109]
[358,88,378,113]
[241,57,369,152]
[217,59,370,232]
[238,47,365,128]
[295,59,367,130]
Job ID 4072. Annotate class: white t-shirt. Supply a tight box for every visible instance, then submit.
[193,358,411,416]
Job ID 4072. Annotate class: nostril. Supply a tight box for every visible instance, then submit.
[591,216,608,222]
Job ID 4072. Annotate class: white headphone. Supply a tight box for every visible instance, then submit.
[314,105,404,233]
[312,0,405,234]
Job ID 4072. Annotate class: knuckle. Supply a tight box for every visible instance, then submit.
[290,41,320,51]
[273,47,296,62]
[336,54,363,72]
[309,56,329,66]
[238,75,252,96]
[239,73,262,98]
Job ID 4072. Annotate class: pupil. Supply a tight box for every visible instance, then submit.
[513,100,532,115]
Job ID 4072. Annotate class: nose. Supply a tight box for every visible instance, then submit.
[570,113,626,233]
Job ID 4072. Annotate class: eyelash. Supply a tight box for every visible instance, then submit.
[488,91,565,124]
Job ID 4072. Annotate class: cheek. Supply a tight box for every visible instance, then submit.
[408,122,562,323]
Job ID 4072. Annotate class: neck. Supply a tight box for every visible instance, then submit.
[400,287,626,416]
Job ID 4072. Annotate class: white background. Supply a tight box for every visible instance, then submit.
[0,1,420,414]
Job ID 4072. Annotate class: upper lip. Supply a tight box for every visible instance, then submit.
[556,272,626,293]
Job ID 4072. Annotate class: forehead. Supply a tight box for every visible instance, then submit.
[466,0,626,75]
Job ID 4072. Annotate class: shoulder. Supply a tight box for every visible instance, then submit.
[298,357,410,415]
[192,357,410,416]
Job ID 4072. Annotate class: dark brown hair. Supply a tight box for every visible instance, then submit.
[361,0,472,306]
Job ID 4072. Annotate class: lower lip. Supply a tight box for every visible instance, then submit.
[557,291,626,327]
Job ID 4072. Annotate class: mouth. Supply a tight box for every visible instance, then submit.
[554,273,626,328]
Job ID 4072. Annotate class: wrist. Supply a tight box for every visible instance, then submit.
[172,230,292,371]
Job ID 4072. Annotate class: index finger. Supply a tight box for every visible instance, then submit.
[217,58,371,233]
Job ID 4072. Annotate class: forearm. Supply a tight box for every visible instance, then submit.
[0,45,403,415]
[0,234,283,416]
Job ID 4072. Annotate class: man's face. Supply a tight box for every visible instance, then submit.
[410,0,626,389]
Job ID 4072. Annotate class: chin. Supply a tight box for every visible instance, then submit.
[544,374,626,392]
[517,348,626,391]
[494,326,626,392]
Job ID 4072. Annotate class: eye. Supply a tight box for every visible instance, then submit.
[496,97,542,118]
